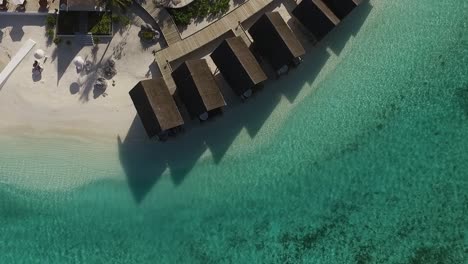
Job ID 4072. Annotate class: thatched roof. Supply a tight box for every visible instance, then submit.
[211,37,267,95]
[129,78,184,138]
[248,12,305,71]
[292,0,337,41]
[172,59,226,118]
[321,0,357,20]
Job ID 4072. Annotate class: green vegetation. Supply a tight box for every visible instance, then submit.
[140,31,155,41]
[46,15,56,28]
[111,14,120,22]
[119,15,130,26]
[90,13,112,35]
[53,37,62,45]
[112,14,131,26]
[45,15,57,39]
[168,0,230,26]
[46,28,54,39]
[93,36,101,44]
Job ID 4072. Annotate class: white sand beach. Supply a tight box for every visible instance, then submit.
[0,15,164,142]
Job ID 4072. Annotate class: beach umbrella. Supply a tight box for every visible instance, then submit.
[171,0,181,6]
[11,0,25,5]
[34,49,45,59]
[73,56,84,67]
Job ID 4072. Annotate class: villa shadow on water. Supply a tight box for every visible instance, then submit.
[326,0,373,56]
[279,42,332,103]
[117,116,169,203]
[118,0,373,203]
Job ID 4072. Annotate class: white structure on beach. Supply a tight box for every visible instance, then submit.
[0,39,35,89]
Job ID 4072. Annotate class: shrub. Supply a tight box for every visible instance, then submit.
[46,28,54,38]
[140,31,155,41]
[53,37,62,45]
[90,13,112,35]
[168,0,231,26]
[46,15,56,28]
[93,36,101,44]
[111,14,120,23]
[111,14,130,26]
[119,16,130,26]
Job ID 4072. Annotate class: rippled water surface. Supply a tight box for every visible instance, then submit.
[1,0,467,263]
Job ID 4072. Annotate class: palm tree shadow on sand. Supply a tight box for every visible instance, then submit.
[118,1,373,203]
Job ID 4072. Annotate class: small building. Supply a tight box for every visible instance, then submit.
[129,78,184,139]
[171,59,226,120]
[248,12,306,75]
[57,0,112,38]
[210,36,267,98]
[292,0,337,41]
[321,0,357,20]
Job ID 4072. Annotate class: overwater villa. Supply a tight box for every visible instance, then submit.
[321,0,357,20]
[292,0,338,41]
[248,12,306,76]
[171,59,226,121]
[210,36,267,99]
[129,78,184,140]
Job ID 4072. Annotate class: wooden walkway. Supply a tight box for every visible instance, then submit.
[157,9,183,46]
[136,0,182,46]
[155,0,274,93]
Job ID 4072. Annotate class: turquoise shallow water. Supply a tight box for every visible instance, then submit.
[1,0,468,263]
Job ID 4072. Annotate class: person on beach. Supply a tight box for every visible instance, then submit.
[33,60,43,73]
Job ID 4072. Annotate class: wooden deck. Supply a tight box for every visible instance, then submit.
[155,0,274,93]
[157,9,183,46]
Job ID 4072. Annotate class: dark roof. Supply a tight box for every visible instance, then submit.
[248,12,305,71]
[211,37,267,95]
[321,0,357,20]
[292,0,337,41]
[129,78,184,138]
[172,59,226,117]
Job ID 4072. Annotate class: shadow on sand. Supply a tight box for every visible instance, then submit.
[0,16,44,42]
[69,82,80,94]
[54,35,113,101]
[55,40,82,85]
[118,1,373,203]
